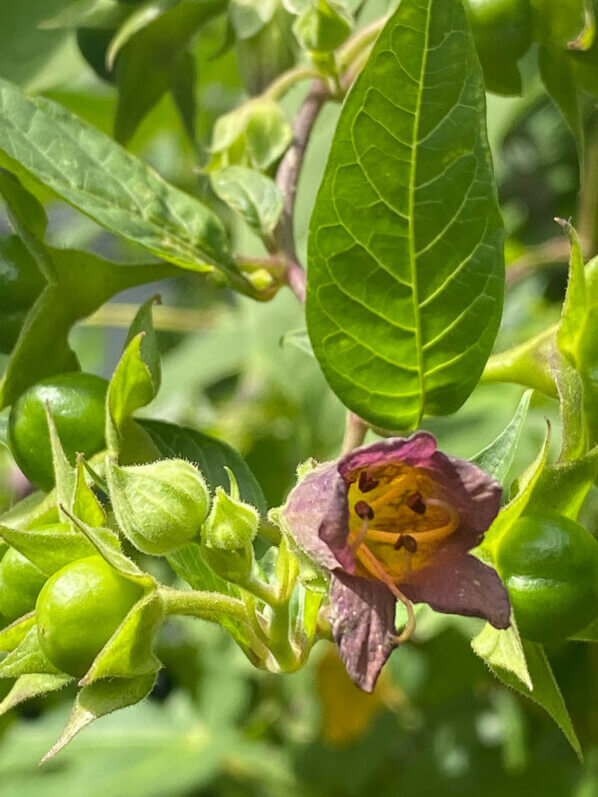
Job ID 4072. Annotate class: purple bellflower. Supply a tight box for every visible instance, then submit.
[283,433,510,691]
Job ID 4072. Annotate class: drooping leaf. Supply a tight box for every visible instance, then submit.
[211,166,284,237]
[0,78,248,289]
[471,389,532,486]
[113,0,225,144]
[306,0,504,429]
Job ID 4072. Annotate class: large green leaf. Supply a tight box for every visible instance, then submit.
[0,78,247,289]
[306,0,504,429]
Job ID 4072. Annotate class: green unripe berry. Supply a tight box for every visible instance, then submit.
[0,236,45,355]
[36,556,142,677]
[464,0,532,95]
[496,514,598,642]
[8,372,108,491]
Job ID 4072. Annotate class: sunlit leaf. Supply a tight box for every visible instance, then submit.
[306,0,504,429]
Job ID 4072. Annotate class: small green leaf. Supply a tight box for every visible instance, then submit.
[81,591,164,685]
[490,639,582,760]
[45,406,77,522]
[539,46,584,156]
[471,389,532,485]
[281,327,315,357]
[61,508,151,586]
[558,221,587,362]
[482,326,559,398]
[42,672,157,763]
[0,614,35,653]
[293,0,352,54]
[41,0,128,30]
[113,0,224,143]
[107,0,180,66]
[552,350,587,460]
[0,672,72,717]
[0,78,244,285]
[72,456,107,528]
[0,246,175,409]
[106,306,160,453]
[524,445,598,519]
[209,100,292,172]
[211,166,283,236]
[0,522,111,577]
[306,0,504,429]
[0,491,58,532]
[0,168,47,245]
[0,626,62,678]
[472,621,532,691]
[230,0,278,39]
[481,423,551,558]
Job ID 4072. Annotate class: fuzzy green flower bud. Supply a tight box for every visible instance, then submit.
[106,458,210,555]
[293,0,352,54]
[201,481,259,585]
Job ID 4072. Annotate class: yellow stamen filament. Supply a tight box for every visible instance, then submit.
[355,544,416,644]
[409,499,458,544]
[367,474,413,512]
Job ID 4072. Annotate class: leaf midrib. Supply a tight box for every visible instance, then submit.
[408,0,433,424]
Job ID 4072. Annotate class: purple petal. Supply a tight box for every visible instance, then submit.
[283,463,354,572]
[330,572,398,692]
[338,432,438,479]
[401,545,511,629]
[426,452,502,541]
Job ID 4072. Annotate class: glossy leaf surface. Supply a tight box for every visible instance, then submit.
[306,0,504,429]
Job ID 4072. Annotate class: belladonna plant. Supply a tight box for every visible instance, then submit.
[283,433,511,691]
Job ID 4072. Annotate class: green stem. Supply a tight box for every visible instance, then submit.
[263,64,324,100]
[160,586,249,623]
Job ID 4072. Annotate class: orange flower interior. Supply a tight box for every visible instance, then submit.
[346,461,459,588]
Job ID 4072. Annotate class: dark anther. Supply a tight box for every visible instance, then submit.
[394,534,418,552]
[406,491,426,514]
[354,500,374,520]
[358,470,380,493]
